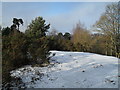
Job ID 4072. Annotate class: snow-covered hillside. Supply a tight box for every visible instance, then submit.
[11,51,119,88]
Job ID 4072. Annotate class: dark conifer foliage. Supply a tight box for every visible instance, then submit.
[2,17,50,86]
[2,3,120,88]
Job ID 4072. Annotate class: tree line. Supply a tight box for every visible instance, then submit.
[1,2,120,87]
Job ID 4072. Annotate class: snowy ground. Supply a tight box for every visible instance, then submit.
[10,51,119,88]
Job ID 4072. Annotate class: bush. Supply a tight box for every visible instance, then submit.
[2,30,29,84]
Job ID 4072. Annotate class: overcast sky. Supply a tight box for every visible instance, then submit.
[2,2,112,33]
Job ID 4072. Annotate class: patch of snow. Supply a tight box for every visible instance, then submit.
[10,51,118,88]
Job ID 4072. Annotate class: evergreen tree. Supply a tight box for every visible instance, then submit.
[64,32,71,40]
[25,17,50,38]
[2,19,29,85]
[25,16,50,64]
[11,18,23,30]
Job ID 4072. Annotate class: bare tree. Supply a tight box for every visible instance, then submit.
[72,22,91,52]
[95,3,120,57]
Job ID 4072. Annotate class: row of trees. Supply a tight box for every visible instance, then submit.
[2,17,51,85]
[46,3,120,57]
[2,2,120,87]
[48,20,119,57]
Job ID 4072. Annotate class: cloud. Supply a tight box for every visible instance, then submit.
[45,3,109,33]
[2,2,112,33]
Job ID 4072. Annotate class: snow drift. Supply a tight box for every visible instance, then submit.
[11,51,119,88]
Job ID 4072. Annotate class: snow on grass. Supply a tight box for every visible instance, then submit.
[10,50,119,88]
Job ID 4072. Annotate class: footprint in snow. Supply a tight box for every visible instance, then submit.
[76,61,78,63]
[105,76,117,85]
[81,69,85,72]
[92,64,103,68]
